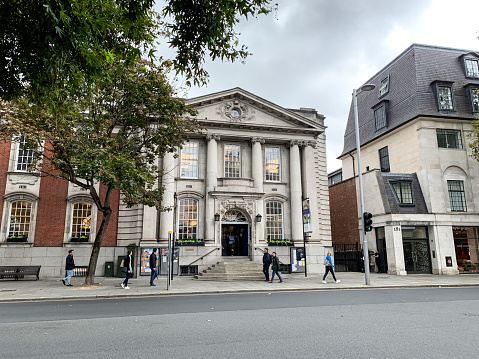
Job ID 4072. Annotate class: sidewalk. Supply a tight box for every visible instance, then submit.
[1,272,479,302]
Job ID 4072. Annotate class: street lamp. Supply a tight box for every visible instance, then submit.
[353,83,376,285]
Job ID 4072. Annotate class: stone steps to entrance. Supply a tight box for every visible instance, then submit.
[195,257,266,281]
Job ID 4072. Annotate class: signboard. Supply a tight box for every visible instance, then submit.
[291,247,306,273]
[302,198,312,233]
[140,248,159,276]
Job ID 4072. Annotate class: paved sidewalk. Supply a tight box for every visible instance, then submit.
[1,272,479,302]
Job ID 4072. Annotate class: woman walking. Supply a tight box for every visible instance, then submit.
[322,251,340,284]
[121,250,133,289]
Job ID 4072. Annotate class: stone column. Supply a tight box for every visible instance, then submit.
[251,137,265,245]
[159,151,175,241]
[205,134,220,242]
[301,141,320,238]
[289,140,303,241]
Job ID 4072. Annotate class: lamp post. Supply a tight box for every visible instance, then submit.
[353,83,375,285]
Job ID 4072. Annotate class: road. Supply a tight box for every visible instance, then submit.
[0,287,478,358]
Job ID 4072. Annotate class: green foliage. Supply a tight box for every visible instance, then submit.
[0,60,198,210]
[470,119,479,162]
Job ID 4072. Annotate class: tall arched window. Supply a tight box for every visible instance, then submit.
[71,203,92,242]
[7,201,32,241]
[178,199,198,239]
[266,201,283,240]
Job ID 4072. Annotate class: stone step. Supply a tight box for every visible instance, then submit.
[195,257,266,282]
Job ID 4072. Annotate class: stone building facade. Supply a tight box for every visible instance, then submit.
[334,44,479,275]
[1,88,332,277]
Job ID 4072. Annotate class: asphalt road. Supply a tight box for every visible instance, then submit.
[0,287,478,359]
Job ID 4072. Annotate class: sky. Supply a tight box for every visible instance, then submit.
[159,0,479,172]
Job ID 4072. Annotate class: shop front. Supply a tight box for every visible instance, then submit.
[454,227,479,273]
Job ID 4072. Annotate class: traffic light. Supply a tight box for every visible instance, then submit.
[363,212,373,232]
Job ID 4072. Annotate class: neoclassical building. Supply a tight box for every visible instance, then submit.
[1,88,332,277]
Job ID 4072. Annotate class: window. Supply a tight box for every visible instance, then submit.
[71,203,92,241]
[379,146,390,173]
[180,141,199,178]
[7,201,32,241]
[328,172,342,186]
[266,201,283,240]
[465,59,479,78]
[379,76,389,97]
[178,199,198,239]
[265,146,281,182]
[437,86,454,110]
[448,180,466,212]
[469,87,479,112]
[436,129,463,149]
[15,136,36,172]
[391,182,413,204]
[374,105,387,130]
[224,144,241,178]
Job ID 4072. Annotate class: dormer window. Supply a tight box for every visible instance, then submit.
[432,81,455,112]
[465,58,479,78]
[465,84,479,113]
[379,76,389,97]
[391,181,414,205]
[373,101,389,131]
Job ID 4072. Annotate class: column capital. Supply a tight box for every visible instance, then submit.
[302,140,317,149]
[286,140,302,148]
[205,134,221,142]
[250,137,265,146]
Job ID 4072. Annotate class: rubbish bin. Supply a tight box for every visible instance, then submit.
[105,262,114,277]
[117,256,126,278]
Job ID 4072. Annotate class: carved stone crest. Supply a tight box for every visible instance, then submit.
[217,100,254,122]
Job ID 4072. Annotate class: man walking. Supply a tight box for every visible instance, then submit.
[149,248,158,286]
[61,249,75,287]
[121,250,133,289]
[269,252,283,283]
[262,248,271,281]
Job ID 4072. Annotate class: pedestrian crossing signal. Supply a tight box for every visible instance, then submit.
[363,212,373,232]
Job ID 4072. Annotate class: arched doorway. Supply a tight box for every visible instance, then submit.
[221,209,249,256]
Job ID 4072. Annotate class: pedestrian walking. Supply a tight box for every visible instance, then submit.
[262,248,271,281]
[121,250,133,289]
[61,249,75,287]
[269,252,283,283]
[374,249,382,273]
[150,248,158,286]
[322,251,340,283]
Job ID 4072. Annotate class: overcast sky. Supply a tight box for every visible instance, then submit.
[161,0,479,172]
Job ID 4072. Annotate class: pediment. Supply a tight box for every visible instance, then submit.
[186,88,324,132]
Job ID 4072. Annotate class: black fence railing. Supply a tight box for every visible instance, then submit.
[333,243,363,272]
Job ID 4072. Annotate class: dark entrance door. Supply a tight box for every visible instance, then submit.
[403,239,431,273]
[221,224,249,256]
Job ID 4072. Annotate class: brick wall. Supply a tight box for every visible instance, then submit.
[35,176,68,246]
[97,184,119,246]
[328,177,360,244]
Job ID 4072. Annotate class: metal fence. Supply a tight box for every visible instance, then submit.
[333,243,363,272]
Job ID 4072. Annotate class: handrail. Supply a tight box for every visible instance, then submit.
[187,247,221,266]
[255,247,283,264]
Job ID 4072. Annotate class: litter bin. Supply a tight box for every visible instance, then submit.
[117,256,126,278]
[105,262,114,277]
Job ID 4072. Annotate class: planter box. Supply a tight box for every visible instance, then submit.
[267,242,293,246]
[6,237,28,243]
[71,237,89,242]
[175,242,205,246]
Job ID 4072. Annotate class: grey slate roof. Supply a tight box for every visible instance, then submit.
[340,44,479,157]
[381,173,428,214]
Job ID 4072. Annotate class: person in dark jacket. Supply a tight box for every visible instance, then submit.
[121,251,133,289]
[269,252,283,283]
[61,249,75,286]
[374,249,382,273]
[149,248,158,286]
[262,248,271,281]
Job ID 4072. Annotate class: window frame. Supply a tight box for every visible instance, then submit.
[378,146,390,173]
[373,101,388,131]
[177,198,199,240]
[70,202,92,242]
[265,200,284,241]
[265,146,281,183]
[390,181,414,206]
[432,81,455,112]
[464,58,479,78]
[378,76,389,98]
[436,129,463,149]
[224,144,241,178]
[447,180,467,212]
[15,135,37,172]
[179,141,199,179]
[466,85,479,113]
[6,200,33,242]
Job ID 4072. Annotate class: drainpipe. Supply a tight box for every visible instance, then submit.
[348,152,356,177]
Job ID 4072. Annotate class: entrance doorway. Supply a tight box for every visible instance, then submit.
[221,224,249,256]
[403,240,431,273]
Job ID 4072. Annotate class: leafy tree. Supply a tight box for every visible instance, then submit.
[1,60,198,285]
